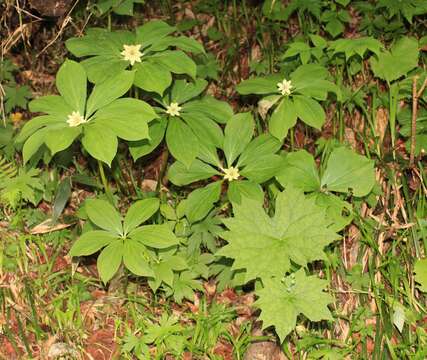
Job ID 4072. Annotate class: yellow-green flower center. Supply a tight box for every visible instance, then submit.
[66,111,86,127]
[277,78,293,96]
[222,166,240,182]
[166,102,182,117]
[121,44,143,66]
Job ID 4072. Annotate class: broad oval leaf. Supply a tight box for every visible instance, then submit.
[320,147,375,197]
[293,95,325,129]
[182,181,222,223]
[123,240,154,277]
[82,123,118,166]
[130,224,179,249]
[97,240,123,284]
[86,70,134,116]
[223,112,254,167]
[268,97,297,141]
[168,159,219,186]
[69,230,116,256]
[56,59,87,114]
[236,76,279,95]
[85,198,122,235]
[166,118,199,168]
[276,150,321,192]
[123,198,160,234]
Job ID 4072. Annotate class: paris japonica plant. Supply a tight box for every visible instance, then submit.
[65,20,204,95]
[16,59,157,166]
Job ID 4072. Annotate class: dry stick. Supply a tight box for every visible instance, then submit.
[410,76,427,167]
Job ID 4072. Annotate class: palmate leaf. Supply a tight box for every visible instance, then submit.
[1,168,43,208]
[218,186,339,282]
[255,269,333,342]
[370,37,419,83]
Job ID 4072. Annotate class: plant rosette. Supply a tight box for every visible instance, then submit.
[129,79,233,165]
[167,112,283,223]
[66,20,205,95]
[69,198,180,283]
[236,63,341,141]
[16,60,157,166]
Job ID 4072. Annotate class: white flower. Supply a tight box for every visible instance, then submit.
[121,44,143,66]
[277,78,293,96]
[222,166,240,182]
[166,102,182,117]
[66,111,86,127]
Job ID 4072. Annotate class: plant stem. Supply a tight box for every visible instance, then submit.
[98,160,114,204]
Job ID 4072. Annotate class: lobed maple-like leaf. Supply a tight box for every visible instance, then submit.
[255,269,333,342]
[217,186,339,283]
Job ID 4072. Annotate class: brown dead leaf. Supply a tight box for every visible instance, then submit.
[375,107,388,145]
[84,329,117,360]
[213,341,233,360]
[244,341,286,360]
[30,219,73,234]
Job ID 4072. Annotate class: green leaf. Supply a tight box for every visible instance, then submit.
[69,230,117,256]
[130,224,179,249]
[1,168,43,208]
[183,181,222,223]
[293,95,325,129]
[168,159,220,186]
[320,147,375,197]
[314,192,353,232]
[123,240,154,277]
[82,56,128,84]
[136,20,176,47]
[97,240,123,283]
[82,123,118,166]
[255,269,333,342]
[22,128,48,164]
[240,154,282,183]
[223,112,254,166]
[330,37,383,60]
[370,37,419,83]
[414,258,427,293]
[237,134,282,167]
[181,113,224,148]
[151,51,197,79]
[56,60,87,114]
[17,115,61,143]
[86,70,134,116]
[85,198,122,235]
[166,118,199,168]
[129,118,167,161]
[4,85,32,113]
[123,198,160,233]
[269,98,297,141]
[236,76,279,95]
[171,79,207,104]
[133,61,172,95]
[227,180,264,204]
[217,186,339,282]
[45,126,81,156]
[183,97,233,124]
[276,150,321,192]
[29,96,73,118]
[94,98,156,141]
[152,36,205,54]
